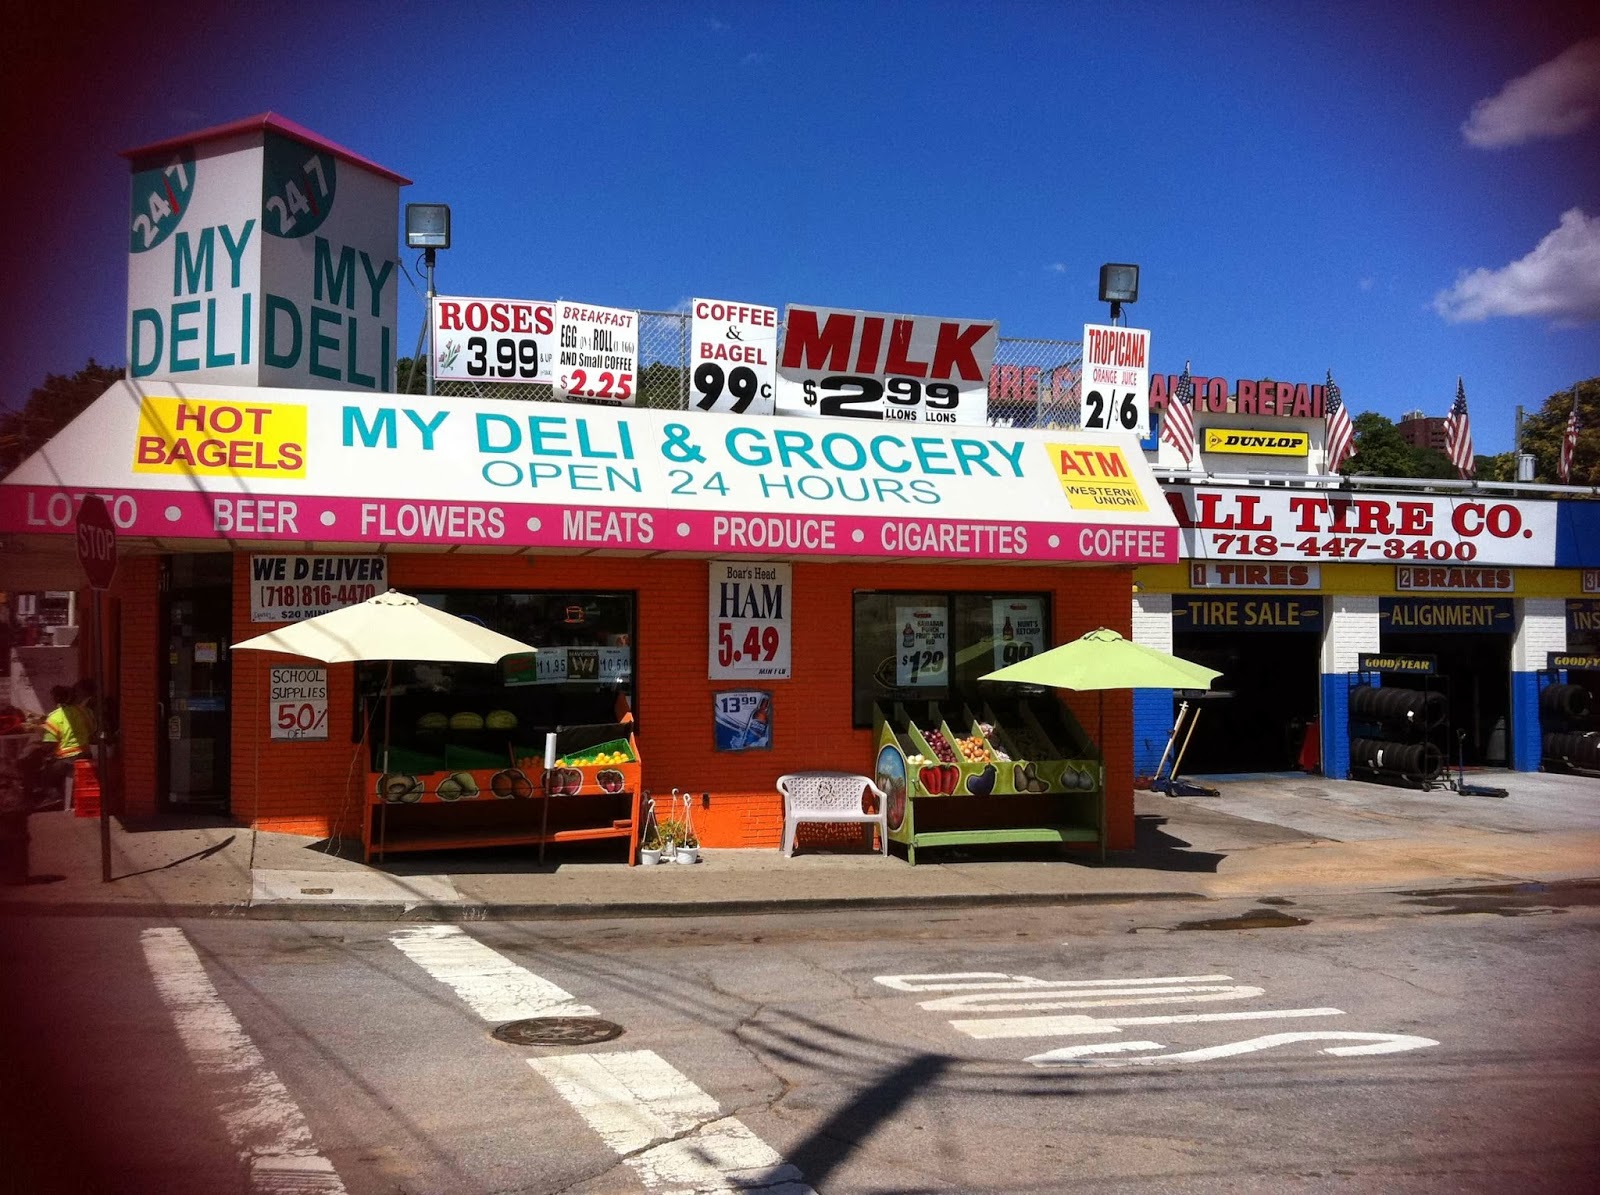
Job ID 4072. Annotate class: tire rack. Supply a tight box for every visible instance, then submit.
[1347,671,1449,790]
[1538,672,1599,774]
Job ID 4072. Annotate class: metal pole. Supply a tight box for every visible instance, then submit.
[424,248,438,396]
[93,590,110,883]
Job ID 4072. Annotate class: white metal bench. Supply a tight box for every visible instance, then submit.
[777,771,888,857]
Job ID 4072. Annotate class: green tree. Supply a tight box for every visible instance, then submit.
[1341,411,1474,480]
[0,360,122,476]
[1516,377,1599,486]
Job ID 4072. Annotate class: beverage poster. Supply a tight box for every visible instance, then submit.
[714,690,773,752]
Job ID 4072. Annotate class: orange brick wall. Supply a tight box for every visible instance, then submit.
[114,552,1136,850]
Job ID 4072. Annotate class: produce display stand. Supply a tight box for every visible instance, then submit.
[363,709,642,864]
[871,697,1103,865]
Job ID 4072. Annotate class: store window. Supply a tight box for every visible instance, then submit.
[852,590,1051,727]
[356,591,635,769]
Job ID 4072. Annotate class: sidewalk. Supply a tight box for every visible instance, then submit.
[2,770,1597,921]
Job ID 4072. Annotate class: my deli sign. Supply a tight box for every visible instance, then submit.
[1167,488,1558,566]
[774,304,998,426]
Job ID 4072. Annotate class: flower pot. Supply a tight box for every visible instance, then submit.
[674,845,699,864]
[639,847,662,866]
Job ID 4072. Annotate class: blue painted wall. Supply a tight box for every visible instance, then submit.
[1512,671,1542,771]
[1320,673,1352,779]
[1133,689,1173,777]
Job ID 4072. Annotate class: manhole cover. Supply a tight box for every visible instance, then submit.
[492,1017,625,1046]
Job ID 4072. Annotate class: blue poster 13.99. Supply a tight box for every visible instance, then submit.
[714,690,773,751]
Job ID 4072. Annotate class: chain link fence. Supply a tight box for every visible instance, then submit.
[422,311,1084,428]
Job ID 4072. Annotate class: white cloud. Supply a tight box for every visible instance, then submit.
[1048,262,1068,273]
[1433,208,1600,323]
[1461,38,1600,148]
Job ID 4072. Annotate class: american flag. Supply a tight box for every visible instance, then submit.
[1444,378,1474,479]
[1161,361,1197,465]
[1324,370,1354,473]
[1559,394,1580,484]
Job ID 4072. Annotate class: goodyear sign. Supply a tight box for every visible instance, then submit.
[1358,652,1436,675]
[1548,652,1600,670]
[1173,595,1322,631]
[1379,598,1513,633]
[1201,429,1310,456]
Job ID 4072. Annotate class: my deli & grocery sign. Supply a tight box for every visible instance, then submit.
[1167,487,1558,567]
[0,381,1176,565]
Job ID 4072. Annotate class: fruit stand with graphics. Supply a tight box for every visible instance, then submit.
[363,703,643,864]
[872,698,1103,864]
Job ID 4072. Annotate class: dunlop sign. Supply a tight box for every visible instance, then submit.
[1201,429,1310,456]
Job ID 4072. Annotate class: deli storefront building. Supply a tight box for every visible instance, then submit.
[0,379,1178,858]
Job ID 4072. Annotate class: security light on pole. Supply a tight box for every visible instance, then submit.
[1098,263,1139,326]
[405,204,452,394]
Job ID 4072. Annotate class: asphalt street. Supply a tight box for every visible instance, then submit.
[3,888,1598,1194]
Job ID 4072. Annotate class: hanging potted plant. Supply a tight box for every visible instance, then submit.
[639,792,663,865]
[672,788,700,864]
[656,817,685,862]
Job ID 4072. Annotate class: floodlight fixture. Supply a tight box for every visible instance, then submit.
[405,203,451,250]
[1098,262,1140,324]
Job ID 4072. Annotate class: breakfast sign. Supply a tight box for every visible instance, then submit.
[0,380,1178,566]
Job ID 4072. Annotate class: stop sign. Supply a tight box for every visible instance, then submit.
[75,495,118,589]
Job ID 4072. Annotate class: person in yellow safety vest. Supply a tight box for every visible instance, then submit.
[42,686,96,760]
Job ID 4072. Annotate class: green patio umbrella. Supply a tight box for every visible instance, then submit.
[980,627,1221,692]
[979,626,1221,764]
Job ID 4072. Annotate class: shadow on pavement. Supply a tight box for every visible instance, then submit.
[1126,813,1226,873]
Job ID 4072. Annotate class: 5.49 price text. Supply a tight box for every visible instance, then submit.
[717,622,781,667]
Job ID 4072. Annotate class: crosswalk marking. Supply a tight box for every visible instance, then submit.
[389,924,816,1193]
[389,924,597,1021]
[140,927,346,1194]
[529,1050,816,1194]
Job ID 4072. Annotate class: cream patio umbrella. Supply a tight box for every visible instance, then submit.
[232,590,539,771]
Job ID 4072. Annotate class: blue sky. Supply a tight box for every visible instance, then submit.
[6,0,1598,454]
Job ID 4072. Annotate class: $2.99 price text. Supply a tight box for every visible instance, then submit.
[800,375,961,422]
[716,622,781,667]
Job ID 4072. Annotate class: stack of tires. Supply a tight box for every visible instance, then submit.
[1348,685,1448,786]
[1540,683,1599,773]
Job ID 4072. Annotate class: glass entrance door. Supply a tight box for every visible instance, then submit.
[159,554,233,810]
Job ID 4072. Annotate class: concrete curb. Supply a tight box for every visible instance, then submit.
[3,888,1215,923]
[12,876,1600,923]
